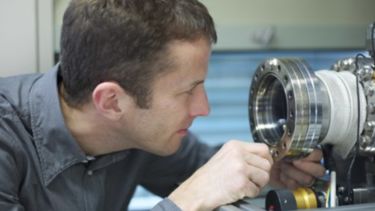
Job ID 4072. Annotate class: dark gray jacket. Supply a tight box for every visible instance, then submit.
[0,65,217,211]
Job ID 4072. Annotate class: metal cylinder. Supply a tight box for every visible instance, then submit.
[249,58,368,160]
[293,187,318,209]
[249,58,328,160]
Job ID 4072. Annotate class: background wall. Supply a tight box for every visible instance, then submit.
[52,0,375,51]
[200,0,375,50]
[0,1,38,76]
[0,0,54,76]
[1,0,375,77]
[202,0,375,25]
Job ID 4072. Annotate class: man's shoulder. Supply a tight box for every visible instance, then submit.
[0,99,33,150]
[0,73,43,117]
[0,73,42,153]
[0,73,43,100]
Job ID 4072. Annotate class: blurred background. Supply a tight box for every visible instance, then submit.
[1,0,375,209]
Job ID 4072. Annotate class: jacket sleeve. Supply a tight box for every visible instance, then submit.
[151,198,181,211]
[139,132,221,197]
[0,135,25,211]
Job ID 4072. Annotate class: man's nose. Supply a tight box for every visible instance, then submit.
[190,88,210,117]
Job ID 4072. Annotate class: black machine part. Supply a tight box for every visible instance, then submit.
[265,189,297,211]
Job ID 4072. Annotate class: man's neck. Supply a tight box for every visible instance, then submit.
[58,89,134,156]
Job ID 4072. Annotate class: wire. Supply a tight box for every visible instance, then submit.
[355,53,366,70]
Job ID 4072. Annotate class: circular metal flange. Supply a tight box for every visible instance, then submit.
[249,58,327,160]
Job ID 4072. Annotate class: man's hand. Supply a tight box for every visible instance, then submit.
[168,141,273,210]
[269,149,326,190]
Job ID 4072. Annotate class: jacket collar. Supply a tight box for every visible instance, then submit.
[29,65,132,185]
[29,65,87,185]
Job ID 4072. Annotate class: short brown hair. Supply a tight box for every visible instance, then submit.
[60,0,217,108]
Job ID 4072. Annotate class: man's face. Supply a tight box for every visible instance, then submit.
[123,38,212,155]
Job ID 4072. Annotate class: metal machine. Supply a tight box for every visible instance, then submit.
[247,23,375,210]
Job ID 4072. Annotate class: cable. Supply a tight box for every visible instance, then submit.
[355,53,366,70]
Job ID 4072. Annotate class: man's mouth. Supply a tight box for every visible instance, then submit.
[177,128,188,135]
[177,121,192,135]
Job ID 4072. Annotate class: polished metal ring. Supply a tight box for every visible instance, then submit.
[249,58,329,160]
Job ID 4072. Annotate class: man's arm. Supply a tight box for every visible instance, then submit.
[0,143,25,211]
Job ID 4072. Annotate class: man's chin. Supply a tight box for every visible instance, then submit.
[156,138,183,156]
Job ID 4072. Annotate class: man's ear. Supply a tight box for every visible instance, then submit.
[92,82,131,120]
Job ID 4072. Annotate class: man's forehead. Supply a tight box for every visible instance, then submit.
[151,38,210,89]
[153,69,205,91]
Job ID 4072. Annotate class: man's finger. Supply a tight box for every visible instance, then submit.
[230,141,273,165]
[245,143,273,165]
[244,181,260,198]
[280,162,315,186]
[280,173,299,190]
[292,160,326,178]
[300,149,323,162]
[244,153,272,172]
[247,166,270,188]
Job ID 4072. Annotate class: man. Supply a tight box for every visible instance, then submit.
[0,0,324,210]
